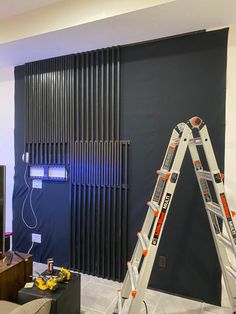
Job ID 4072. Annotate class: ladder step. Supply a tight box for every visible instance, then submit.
[189,137,202,146]
[127,262,138,297]
[147,201,159,216]
[226,264,236,281]
[196,170,212,181]
[117,289,122,314]
[156,169,170,180]
[216,233,234,252]
[133,265,139,282]
[206,202,223,218]
[137,232,149,256]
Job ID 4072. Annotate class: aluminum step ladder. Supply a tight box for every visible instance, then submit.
[114,117,236,314]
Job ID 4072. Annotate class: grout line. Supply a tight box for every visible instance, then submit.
[81,280,91,290]
[104,295,117,314]
[82,280,119,291]
[201,302,205,314]
[89,278,120,288]
[81,306,104,314]
[153,294,163,313]
[81,283,118,313]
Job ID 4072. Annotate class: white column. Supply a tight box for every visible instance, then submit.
[0,66,15,232]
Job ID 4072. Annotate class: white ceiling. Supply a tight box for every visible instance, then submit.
[0,0,62,20]
[0,0,236,68]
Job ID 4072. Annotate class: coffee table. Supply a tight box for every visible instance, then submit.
[18,270,80,314]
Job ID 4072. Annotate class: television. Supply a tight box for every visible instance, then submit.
[0,165,6,259]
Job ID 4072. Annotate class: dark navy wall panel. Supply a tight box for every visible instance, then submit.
[120,29,228,305]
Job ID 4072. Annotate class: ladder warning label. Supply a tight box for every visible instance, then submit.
[163,146,175,170]
[152,193,172,246]
[221,193,230,219]
[220,193,236,242]
[153,177,166,203]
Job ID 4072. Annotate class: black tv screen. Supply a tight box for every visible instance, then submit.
[0,165,6,258]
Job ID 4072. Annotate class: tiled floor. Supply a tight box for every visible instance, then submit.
[33,262,232,314]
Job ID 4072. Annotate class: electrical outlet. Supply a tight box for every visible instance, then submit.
[32,179,42,189]
[159,256,167,268]
[32,233,41,243]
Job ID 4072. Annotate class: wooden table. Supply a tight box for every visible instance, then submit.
[0,252,32,302]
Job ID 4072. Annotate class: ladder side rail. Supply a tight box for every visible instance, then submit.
[207,210,236,309]
[128,124,192,314]
[188,135,214,213]
[168,124,192,172]
[141,124,185,237]
[188,135,236,308]
[160,122,185,171]
[150,124,185,207]
[120,243,147,300]
[188,136,222,235]
[188,135,223,243]
[199,125,236,256]
[118,124,186,304]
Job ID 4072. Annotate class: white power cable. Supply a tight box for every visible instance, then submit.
[27,241,34,254]
[21,164,38,229]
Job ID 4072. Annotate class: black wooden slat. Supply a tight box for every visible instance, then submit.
[25,47,128,281]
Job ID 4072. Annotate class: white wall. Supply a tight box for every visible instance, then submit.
[219,24,236,307]
[0,0,173,44]
[0,67,14,232]
[225,25,236,210]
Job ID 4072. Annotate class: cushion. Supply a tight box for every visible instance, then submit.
[0,300,20,312]
[9,298,51,314]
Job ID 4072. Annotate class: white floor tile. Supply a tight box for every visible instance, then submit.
[203,303,231,314]
[81,281,117,313]
[80,273,94,289]
[89,276,120,289]
[153,292,203,314]
[33,262,233,314]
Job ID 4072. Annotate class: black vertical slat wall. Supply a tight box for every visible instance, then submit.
[71,49,129,280]
[25,56,74,165]
[23,47,129,281]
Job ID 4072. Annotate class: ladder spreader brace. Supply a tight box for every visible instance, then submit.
[114,117,236,314]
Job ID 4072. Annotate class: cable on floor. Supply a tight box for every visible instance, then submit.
[143,300,148,314]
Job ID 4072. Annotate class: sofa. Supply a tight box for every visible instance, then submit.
[0,298,51,314]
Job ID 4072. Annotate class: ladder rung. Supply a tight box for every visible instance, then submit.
[196,170,212,181]
[189,137,202,146]
[206,202,223,218]
[117,289,122,314]
[226,265,236,281]
[172,139,180,145]
[216,233,234,252]
[137,232,149,256]
[147,201,159,216]
[127,262,137,297]
[156,169,170,180]
[133,265,139,283]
